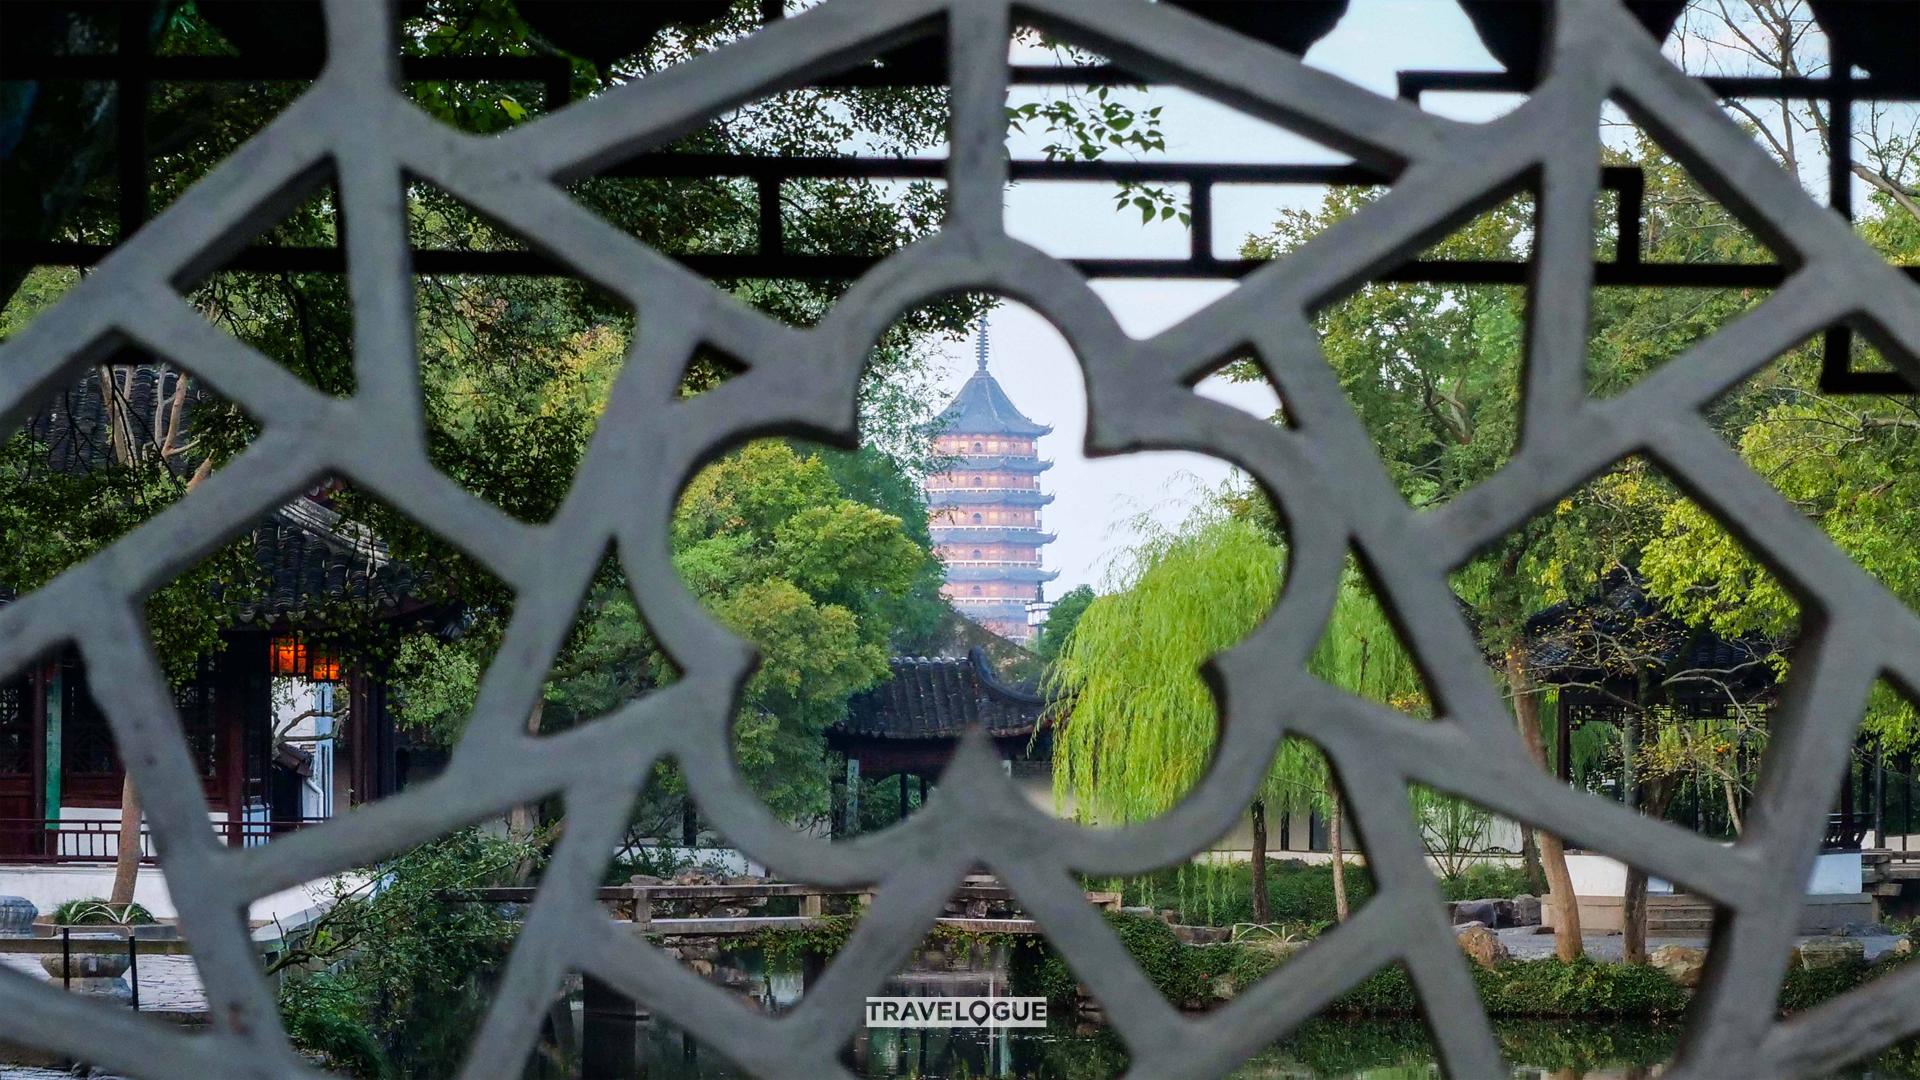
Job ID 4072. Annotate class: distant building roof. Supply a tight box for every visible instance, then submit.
[1525,569,1782,703]
[25,363,205,477]
[945,565,1059,584]
[928,527,1057,545]
[934,368,1052,438]
[943,454,1053,473]
[837,648,1050,740]
[17,364,415,623]
[237,498,414,623]
[927,488,1054,507]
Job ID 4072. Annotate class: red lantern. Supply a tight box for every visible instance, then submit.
[306,644,342,683]
[268,634,343,682]
[269,635,307,677]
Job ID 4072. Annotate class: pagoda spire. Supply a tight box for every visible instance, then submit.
[974,317,990,372]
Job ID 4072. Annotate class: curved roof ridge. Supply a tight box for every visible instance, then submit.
[935,368,1052,437]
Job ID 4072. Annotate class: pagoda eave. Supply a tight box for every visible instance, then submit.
[945,565,1059,584]
[926,489,1055,507]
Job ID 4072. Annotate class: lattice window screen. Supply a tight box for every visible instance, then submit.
[1,1,1918,1077]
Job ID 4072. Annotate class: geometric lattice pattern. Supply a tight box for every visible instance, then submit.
[3,1,1919,1076]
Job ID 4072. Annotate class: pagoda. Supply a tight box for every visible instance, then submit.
[926,324,1059,643]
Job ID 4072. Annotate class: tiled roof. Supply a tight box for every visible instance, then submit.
[235,499,413,622]
[1524,568,1782,697]
[25,364,205,477]
[934,370,1051,437]
[19,365,413,623]
[838,648,1050,739]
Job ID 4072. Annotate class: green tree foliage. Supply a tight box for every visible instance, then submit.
[1629,193,1920,750]
[390,441,932,825]
[1049,510,1423,824]
[1236,132,1919,752]
[1033,583,1094,665]
[1,0,970,678]
[271,828,545,1076]
[2,2,979,851]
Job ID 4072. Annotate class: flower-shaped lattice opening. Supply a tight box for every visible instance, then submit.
[2,1,1919,1077]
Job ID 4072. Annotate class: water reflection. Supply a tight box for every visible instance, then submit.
[530,954,1918,1079]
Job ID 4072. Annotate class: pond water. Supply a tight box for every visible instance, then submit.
[545,1012,1920,1078]
[525,956,1919,1079]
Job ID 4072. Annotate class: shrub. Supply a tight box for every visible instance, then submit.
[1012,913,1232,1008]
[50,898,155,926]
[278,973,389,1078]
[1106,912,1209,1005]
[1099,860,1376,927]
[1778,945,1915,1013]
[1330,965,1421,1014]
[1473,957,1688,1018]
[1438,862,1533,902]
[1010,937,1079,1004]
[272,829,541,1072]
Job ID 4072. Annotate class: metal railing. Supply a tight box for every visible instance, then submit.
[0,817,330,863]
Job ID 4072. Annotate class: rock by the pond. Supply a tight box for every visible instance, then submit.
[1796,938,1865,971]
[1893,938,1914,958]
[1455,925,1509,968]
[1451,898,1520,928]
[1510,894,1542,927]
[1170,923,1231,945]
[1452,919,1489,932]
[1649,944,1707,988]
[0,897,37,936]
[1831,921,1894,938]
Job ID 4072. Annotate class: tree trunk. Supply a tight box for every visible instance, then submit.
[508,698,545,882]
[1506,648,1583,960]
[108,776,142,908]
[1623,863,1649,964]
[1328,798,1350,923]
[1620,706,1642,960]
[109,460,210,910]
[1250,799,1270,924]
[1520,825,1546,896]
[1623,776,1677,964]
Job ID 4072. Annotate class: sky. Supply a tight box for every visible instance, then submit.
[915,0,1886,597]
[924,0,1518,595]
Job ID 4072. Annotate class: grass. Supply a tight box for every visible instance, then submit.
[1013,911,1920,1022]
[1092,858,1533,928]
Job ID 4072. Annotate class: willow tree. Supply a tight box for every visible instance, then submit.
[1049,512,1425,924]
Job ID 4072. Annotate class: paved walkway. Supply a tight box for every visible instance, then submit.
[1496,926,1907,962]
[0,954,207,1017]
